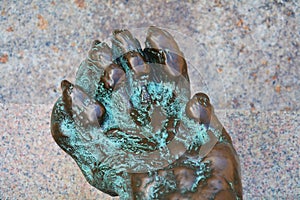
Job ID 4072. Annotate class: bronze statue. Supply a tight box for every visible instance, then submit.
[51,26,242,200]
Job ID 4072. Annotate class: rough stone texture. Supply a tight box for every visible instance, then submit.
[0,0,299,199]
[0,104,298,199]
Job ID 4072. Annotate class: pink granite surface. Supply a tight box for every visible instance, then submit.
[0,0,299,199]
[0,104,117,199]
[0,104,298,199]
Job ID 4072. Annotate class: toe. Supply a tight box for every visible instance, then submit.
[61,80,106,128]
[100,63,126,90]
[88,40,112,69]
[76,41,112,96]
[145,26,189,79]
[145,26,180,52]
[186,93,212,127]
[111,29,149,77]
[111,29,142,60]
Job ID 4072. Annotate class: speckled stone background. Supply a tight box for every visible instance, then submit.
[0,0,299,199]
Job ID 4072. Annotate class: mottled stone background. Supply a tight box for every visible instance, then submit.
[0,0,299,199]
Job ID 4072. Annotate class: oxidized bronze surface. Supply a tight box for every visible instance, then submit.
[51,26,242,200]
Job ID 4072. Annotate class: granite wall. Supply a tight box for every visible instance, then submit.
[0,0,299,199]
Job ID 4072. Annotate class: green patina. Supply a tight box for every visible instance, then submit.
[50,28,228,199]
[51,60,217,199]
